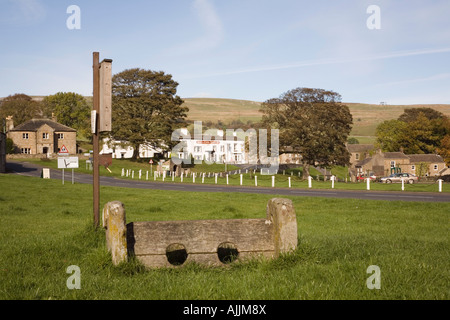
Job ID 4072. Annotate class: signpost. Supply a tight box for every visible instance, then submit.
[58,156,79,184]
[92,52,113,228]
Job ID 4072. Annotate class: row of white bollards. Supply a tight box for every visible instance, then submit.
[120,168,445,192]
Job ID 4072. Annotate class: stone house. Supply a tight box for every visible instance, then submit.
[6,117,77,155]
[347,144,374,166]
[354,150,446,178]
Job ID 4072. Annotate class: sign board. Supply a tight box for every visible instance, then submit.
[99,59,112,132]
[91,110,97,134]
[58,157,79,169]
[149,159,153,164]
[99,153,112,168]
[58,145,69,155]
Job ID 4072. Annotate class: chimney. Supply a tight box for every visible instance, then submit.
[51,112,57,123]
[6,116,13,131]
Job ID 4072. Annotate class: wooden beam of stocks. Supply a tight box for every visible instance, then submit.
[102,198,298,268]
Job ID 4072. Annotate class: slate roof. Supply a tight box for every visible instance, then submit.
[382,152,409,159]
[407,154,445,163]
[8,119,76,132]
[347,144,374,153]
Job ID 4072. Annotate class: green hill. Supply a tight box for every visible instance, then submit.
[183,98,450,143]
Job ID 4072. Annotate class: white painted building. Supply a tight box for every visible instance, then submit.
[100,138,164,159]
[100,129,247,164]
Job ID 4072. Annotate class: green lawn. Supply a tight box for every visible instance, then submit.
[12,159,449,193]
[0,174,448,300]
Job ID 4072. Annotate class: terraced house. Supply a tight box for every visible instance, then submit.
[6,116,77,156]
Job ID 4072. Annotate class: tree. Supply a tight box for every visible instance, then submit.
[41,92,91,139]
[398,107,445,123]
[0,94,43,126]
[376,109,448,154]
[437,134,450,166]
[260,87,353,178]
[111,68,188,159]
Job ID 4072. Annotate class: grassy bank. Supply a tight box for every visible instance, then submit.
[0,174,448,300]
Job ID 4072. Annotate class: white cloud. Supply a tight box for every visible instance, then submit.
[179,47,450,79]
[169,0,224,55]
[0,0,46,25]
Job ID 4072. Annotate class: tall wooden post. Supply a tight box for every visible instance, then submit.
[93,52,100,228]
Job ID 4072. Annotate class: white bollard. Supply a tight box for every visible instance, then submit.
[255,175,258,186]
[215,173,218,184]
[181,173,184,182]
[154,172,157,181]
[139,170,142,180]
[240,174,243,185]
[132,171,134,179]
[308,175,312,188]
[121,168,125,177]
[202,173,205,184]
[366,178,370,190]
[193,173,196,183]
[438,179,443,192]
[146,171,149,180]
[172,173,175,181]
[288,177,291,188]
[331,175,335,189]
[401,178,404,191]
[272,176,275,187]
[226,174,229,185]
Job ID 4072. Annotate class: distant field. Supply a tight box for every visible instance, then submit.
[3,96,449,141]
[183,98,450,139]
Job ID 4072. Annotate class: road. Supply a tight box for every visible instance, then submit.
[5,160,450,203]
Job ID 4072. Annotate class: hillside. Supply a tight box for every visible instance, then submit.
[2,95,449,143]
[183,98,450,143]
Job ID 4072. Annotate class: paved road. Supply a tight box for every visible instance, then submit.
[5,161,450,202]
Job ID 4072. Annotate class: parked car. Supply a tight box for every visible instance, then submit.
[356,173,377,181]
[380,173,418,184]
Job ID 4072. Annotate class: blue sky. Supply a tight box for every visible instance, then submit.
[0,0,449,104]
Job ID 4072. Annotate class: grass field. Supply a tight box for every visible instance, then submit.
[182,98,450,140]
[14,158,449,193]
[0,174,448,300]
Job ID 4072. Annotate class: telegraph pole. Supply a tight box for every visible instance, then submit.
[92,52,112,229]
[92,52,100,228]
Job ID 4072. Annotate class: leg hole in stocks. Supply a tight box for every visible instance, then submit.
[217,242,239,264]
[166,243,188,266]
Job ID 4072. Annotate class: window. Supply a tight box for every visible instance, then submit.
[390,161,396,168]
[21,148,31,154]
[22,133,29,139]
[220,145,224,152]
[57,133,64,140]
[411,165,415,170]
[194,146,202,153]
[355,153,360,160]
[42,133,49,139]
[434,164,438,171]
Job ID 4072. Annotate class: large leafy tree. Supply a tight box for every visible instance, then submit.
[0,93,43,126]
[260,87,353,178]
[376,108,449,154]
[41,92,91,138]
[111,68,188,159]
